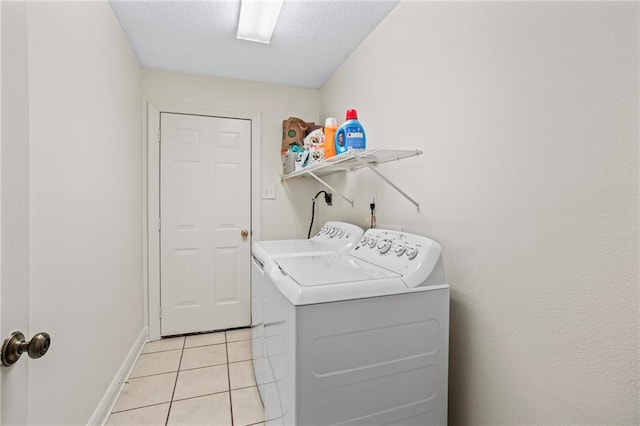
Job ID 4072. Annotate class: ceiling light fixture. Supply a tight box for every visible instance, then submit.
[237,0,284,44]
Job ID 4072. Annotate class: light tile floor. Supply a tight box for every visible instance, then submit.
[107,328,264,426]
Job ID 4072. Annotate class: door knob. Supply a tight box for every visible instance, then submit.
[241,229,249,238]
[1,331,51,367]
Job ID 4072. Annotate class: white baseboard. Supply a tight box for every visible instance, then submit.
[88,327,148,425]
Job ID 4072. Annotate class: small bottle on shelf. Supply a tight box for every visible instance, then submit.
[323,117,338,160]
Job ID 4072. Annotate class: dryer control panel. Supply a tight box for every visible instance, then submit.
[314,221,363,247]
[350,229,442,288]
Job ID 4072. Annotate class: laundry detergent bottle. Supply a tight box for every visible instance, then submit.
[335,109,366,154]
[323,117,338,160]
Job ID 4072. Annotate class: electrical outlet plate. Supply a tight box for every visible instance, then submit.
[263,185,276,200]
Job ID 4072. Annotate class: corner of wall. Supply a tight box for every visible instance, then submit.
[87,327,148,426]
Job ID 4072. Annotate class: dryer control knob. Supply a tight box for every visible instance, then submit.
[406,247,418,260]
[329,227,338,237]
[394,245,406,256]
[368,238,377,248]
[337,230,344,238]
[378,240,392,254]
[360,237,368,245]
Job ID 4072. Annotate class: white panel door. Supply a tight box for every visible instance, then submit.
[160,112,252,336]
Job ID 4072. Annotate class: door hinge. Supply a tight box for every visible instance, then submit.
[159,306,162,319]
[158,217,161,232]
[158,128,161,143]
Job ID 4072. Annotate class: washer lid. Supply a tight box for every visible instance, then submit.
[274,254,400,287]
[265,255,426,306]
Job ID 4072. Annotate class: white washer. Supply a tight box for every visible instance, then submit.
[251,221,364,404]
[260,229,450,426]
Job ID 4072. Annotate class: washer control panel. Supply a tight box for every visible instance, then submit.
[350,229,442,287]
[357,231,422,261]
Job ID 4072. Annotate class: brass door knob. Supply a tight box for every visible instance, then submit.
[241,229,249,238]
[1,331,51,367]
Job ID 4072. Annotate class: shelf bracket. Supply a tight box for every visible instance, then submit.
[354,155,421,212]
[307,171,354,207]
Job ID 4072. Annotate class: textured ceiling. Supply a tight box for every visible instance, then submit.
[109,0,398,89]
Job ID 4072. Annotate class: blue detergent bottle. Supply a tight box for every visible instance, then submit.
[335,109,366,154]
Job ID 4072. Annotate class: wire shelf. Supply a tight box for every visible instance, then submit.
[280,149,424,211]
[281,149,423,180]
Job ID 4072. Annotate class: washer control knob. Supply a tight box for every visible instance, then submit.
[321,226,327,233]
[368,238,377,248]
[406,247,418,260]
[329,227,338,237]
[337,229,345,238]
[394,245,406,256]
[378,240,392,254]
[360,237,368,245]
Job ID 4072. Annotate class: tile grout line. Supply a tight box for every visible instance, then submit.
[128,362,223,380]
[165,337,186,426]
[110,401,169,415]
[225,332,235,426]
[127,369,180,380]
[144,342,222,354]
[170,383,259,403]
[112,385,261,414]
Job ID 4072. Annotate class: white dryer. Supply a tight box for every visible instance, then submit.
[253,221,364,265]
[260,229,450,426]
[251,221,364,404]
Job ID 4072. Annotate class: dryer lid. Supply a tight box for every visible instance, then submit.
[274,254,400,287]
[253,239,336,263]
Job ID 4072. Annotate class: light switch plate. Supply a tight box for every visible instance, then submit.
[262,185,276,200]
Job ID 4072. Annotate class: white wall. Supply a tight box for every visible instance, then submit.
[320,2,638,425]
[142,69,320,241]
[6,2,144,424]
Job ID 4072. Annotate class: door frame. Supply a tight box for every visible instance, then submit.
[145,100,261,341]
[0,0,3,411]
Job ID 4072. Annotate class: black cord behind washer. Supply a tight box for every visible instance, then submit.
[307,190,332,238]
